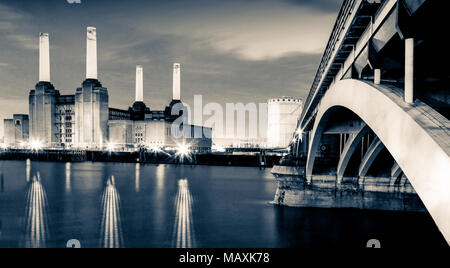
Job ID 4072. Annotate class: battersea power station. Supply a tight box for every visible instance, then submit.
[8,27,212,152]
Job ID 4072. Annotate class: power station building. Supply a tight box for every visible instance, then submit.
[107,64,212,152]
[267,97,303,149]
[23,27,212,152]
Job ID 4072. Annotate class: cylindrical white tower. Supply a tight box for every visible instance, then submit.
[267,97,303,148]
[86,27,98,79]
[39,33,50,82]
[135,65,144,102]
[173,63,181,100]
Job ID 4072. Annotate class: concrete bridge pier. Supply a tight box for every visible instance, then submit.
[405,38,414,104]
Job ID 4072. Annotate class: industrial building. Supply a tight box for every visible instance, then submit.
[107,64,212,152]
[2,114,29,146]
[267,97,302,149]
[6,27,212,152]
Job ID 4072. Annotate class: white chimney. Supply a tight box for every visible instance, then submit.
[135,65,143,102]
[86,27,98,79]
[39,33,50,82]
[173,63,181,100]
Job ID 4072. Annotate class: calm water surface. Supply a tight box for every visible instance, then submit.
[0,160,446,248]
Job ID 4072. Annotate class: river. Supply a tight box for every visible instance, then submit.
[0,160,446,248]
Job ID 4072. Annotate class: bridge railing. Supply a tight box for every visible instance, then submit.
[299,0,359,129]
[336,0,397,84]
[300,0,397,131]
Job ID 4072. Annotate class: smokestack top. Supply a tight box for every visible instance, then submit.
[87,27,97,40]
[173,63,181,100]
[135,65,144,102]
[86,26,98,79]
[39,32,50,82]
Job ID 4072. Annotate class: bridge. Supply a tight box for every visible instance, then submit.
[274,0,450,244]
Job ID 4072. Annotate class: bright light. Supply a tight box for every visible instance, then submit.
[147,143,161,153]
[295,128,304,142]
[212,144,226,153]
[0,143,8,150]
[107,142,115,152]
[176,143,190,157]
[29,140,42,151]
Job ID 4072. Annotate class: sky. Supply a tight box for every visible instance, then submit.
[0,0,343,138]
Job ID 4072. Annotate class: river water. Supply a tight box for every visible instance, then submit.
[0,160,446,248]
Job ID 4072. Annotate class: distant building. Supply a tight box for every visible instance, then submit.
[26,28,211,151]
[3,114,29,146]
[107,64,212,153]
[267,97,302,148]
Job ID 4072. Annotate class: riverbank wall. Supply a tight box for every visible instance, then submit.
[271,165,426,212]
[0,149,282,168]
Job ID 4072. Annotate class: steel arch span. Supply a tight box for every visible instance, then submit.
[305,79,450,243]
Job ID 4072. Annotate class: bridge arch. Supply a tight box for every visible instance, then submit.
[336,123,370,182]
[305,79,450,243]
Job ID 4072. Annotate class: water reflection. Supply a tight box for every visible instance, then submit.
[135,164,140,193]
[1,173,4,192]
[23,172,49,248]
[173,178,196,248]
[156,165,165,193]
[26,159,31,182]
[65,162,71,194]
[99,176,123,248]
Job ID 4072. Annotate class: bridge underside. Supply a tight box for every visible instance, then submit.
[300,79,450,243]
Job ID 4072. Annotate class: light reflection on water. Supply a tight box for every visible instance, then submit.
[173,178,195,248]
[23,172,49,248]
[156,164,164,194]
[65,162,71,194]
[99,176,123,248]
[135,163,140,193]
[26,159,31,182]
[0,160,446,248]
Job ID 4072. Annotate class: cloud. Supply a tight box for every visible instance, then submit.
[0,3,37,50]
[122,0,337,61]
[0,0,341,138]
[8,34,39,50]
[283,0,343,12]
